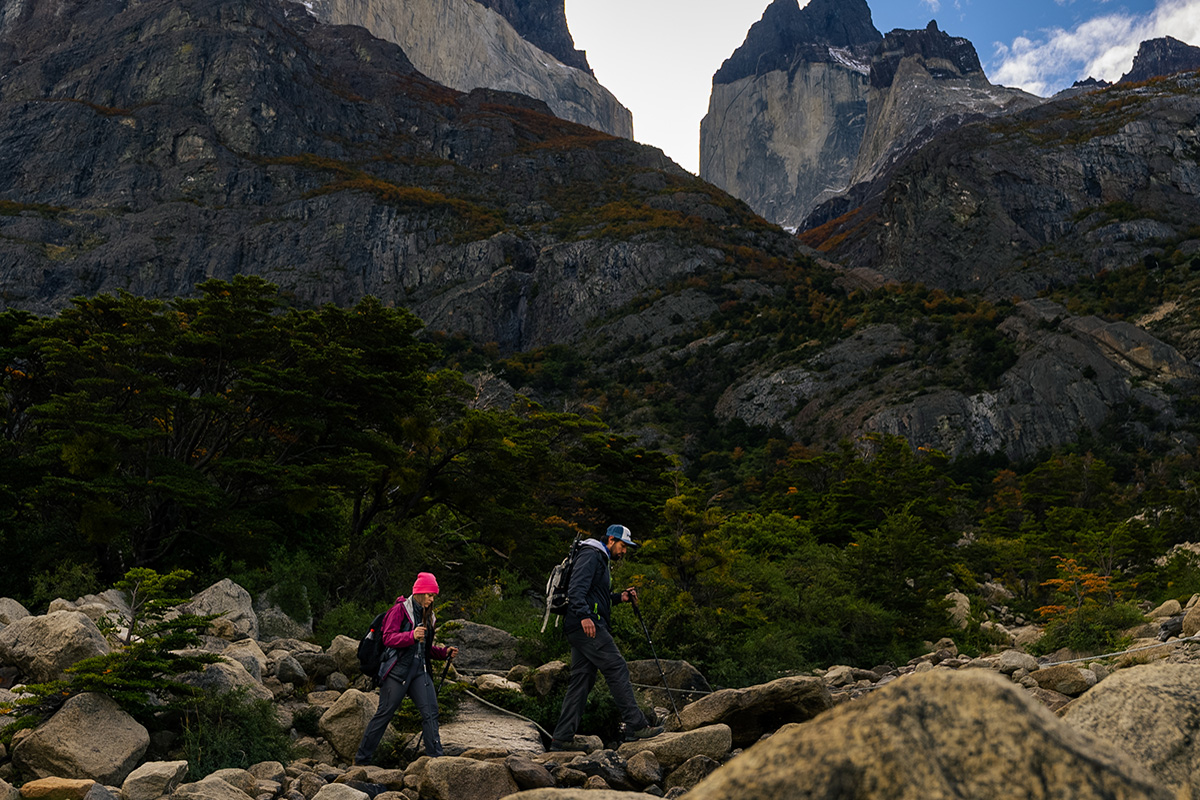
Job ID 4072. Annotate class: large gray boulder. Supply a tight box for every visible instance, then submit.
[170,778,255,800]
[13,692,149,785]
[222,640,268,682]
[122,761,190,800]
[677,676,832,748]
[686,670,1171,800]
[1062,662,1200,799]
[438,622,522,671]
[0,778,18,800]
[439,695,542,754]
[0,611,110,682]
[616,725,732,769]
[178,580,258,641]
[318,689,378,761]
[418,756,518,800]
[326,635,360,677]
[176,660,273,702]
[0,598,29,626]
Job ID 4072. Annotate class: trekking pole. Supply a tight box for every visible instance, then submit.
[631,601,682,726]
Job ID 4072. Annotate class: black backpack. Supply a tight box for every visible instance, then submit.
[357,610,388,685]
[541,536,584,632]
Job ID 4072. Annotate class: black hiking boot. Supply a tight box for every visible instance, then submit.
[549,738,590,752]
[622,724,664,742]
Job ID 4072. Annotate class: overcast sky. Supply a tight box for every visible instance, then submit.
[563,0,1200,174]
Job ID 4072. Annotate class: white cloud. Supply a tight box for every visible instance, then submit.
[991,0,1200,96]
[922,0,941,11]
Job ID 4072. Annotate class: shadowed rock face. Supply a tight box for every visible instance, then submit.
[700,0,881,229]
[1120,36,1200,84]
[0,0,793,352]
[801,71,1200,299]
[849,20,1040,188]
[686,670,1172,800]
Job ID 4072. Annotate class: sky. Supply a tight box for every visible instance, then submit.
[562,0,1200,174]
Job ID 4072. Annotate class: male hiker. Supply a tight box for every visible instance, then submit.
[550,524,663,750]
[355,572,458,764]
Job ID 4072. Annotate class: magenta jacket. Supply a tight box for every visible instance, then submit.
[378,596,449,681]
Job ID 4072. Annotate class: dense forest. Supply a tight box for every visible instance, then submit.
[3,274,1200,688]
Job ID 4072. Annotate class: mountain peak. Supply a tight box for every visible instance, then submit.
[712,0,881,86]
[870,20,984,89]
[1118,36,1200,84]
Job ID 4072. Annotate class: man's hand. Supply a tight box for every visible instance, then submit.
[413,625,426,642]
[621,587,639,606]
[581,618,596,638]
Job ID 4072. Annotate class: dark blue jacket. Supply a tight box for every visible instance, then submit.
[564,539,624,633]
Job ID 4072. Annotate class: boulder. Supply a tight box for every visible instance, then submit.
[616,725,732,769]
[437,622,522,671]
[473,674,521,694]
[294,653,339,684]
[310,786,367,800]
[624,749,662,787]
[997,650,1040,675]
[1031,664,1094,696]
[122,761,190,800]
[245,762,286,785]
[664,755,719,792]
[205,771,257,797]
[223,641,268,682]
[253,594,313,642]
[677,676,832,748]
[16,778,95,800]
[566,750,634,791]
[327,636,361,678]
[503,792,646,800]
[178,580,258,641]
[626,660,711,709]
[0,599,29,626]
[1063,663,1200,799]
[0,612,110,682]
[276,656,308,685]
[686,670,1170,800]
[1183,602,1200,637]
[1148,599,1181,619]
[13,693,149,784]
[177,661,273,702]
[526,661,569,698]
[418,757,517,800]
[502,755,554,790]
[170,778,255,800]
[1,779,18,800]
[319,689,379,761]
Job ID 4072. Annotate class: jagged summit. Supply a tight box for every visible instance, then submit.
[712,0,881,85]
[870,20,983,89]
[1119,35,1200,84]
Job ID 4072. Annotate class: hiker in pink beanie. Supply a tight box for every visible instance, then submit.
[355,572,459,763]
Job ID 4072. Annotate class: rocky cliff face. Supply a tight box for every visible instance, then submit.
[850,21,1040,187]
[699,0,881,229]
[304,0,631,137]
[0,0,789,351]
[799,71,1200,299]
[713,298,1199,461]
[472,0,590,73]
[1120,36,1200,85]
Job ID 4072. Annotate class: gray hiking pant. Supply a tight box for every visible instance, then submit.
[355,668,442,763]
[551,624,651,743]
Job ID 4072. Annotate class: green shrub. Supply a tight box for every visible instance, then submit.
[1030,603,1146,655]
[180,689,293,780]
[314,600,378,648]
[291,705,323,738]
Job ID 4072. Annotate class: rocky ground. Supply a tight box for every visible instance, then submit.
[5,580,1200,800]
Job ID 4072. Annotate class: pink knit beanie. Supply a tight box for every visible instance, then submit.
[411,572,440,595]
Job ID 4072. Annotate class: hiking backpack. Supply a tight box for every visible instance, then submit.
[357,610,388,685]
[540,535,584,632]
